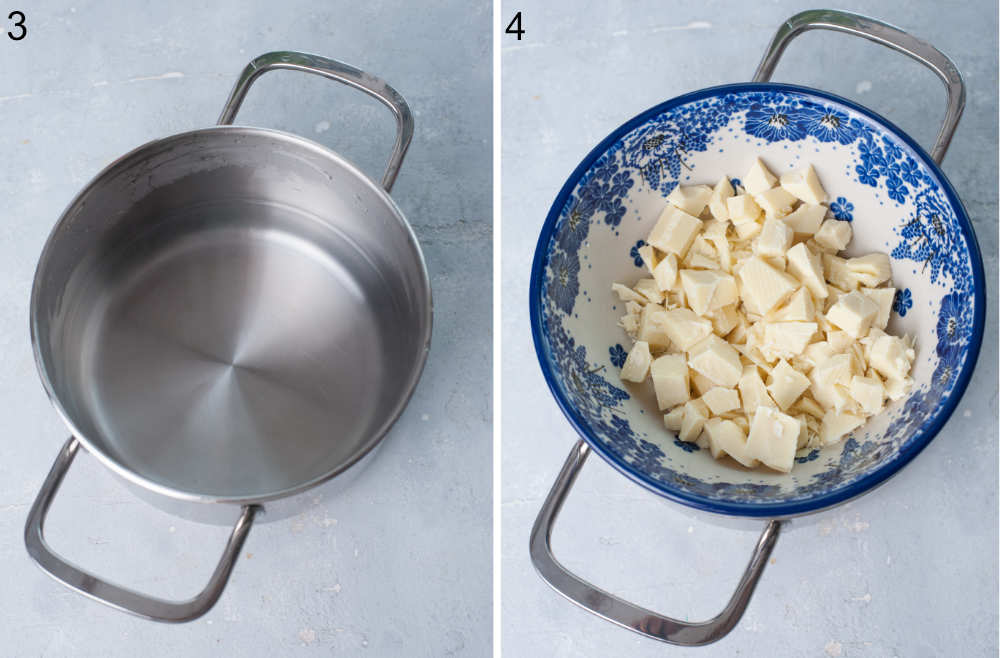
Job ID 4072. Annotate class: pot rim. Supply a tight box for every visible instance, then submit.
[29,124,433,506]
[529,82,985,518]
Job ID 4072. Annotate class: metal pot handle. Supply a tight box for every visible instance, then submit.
[216,50,414,192]
[530,440,782,646]
[752,9,964,165]
[24,438,257,623]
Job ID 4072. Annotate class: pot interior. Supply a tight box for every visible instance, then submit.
[32,127,431,501]
[531,84,983,516]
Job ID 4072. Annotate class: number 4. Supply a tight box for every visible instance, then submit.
[505,11,523,40]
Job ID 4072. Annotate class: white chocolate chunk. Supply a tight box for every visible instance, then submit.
[738,366,776,412]
[786,242,828,299]
[726,194,762,224]
[884,376,913,401]
[633,278,664,304]
[648,205,703,257]
[868,335,914,381]
[637,304,671,350]
[779,164,827,204]
[708,304,740,336]
[767,359,811,410]
[847,254,892,288]
[680,398,709,442]
[690,371,717,397]
[688,334,743,388]
[650,353,690,410]
[652,252,679,291]
[849,375,885,415]
[826,291,879,338]
[761,322,818,361]
[743,157,778,195]
[620,341,652,382]
[737,256,801,314]
[701,387,740,415]
[666,184,713,216]
[638,245,660,274]
[708,176,735,220]
[823,254,858,291]
[768,287,815,322]
[704,418,758,467]
[745,406,801,473]
[820,409,864,446]
[679,269,720,315]
[782,203,827,238]
[756,218,794,258]
[661,307,713,351]
[612,282,647,303]
[861,287,896,330]
[754,187,798,219]
[814,219,853,252]
[663,406,685,432]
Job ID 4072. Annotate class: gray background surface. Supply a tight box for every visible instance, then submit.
[0,1,491,655]
[502,1,997,656]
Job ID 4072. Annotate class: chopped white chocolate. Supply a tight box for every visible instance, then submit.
[743,157,778,195]
[745,406,801,472]
[814,219,853,252]
[756,218,794,258]
[620,341,652,382]
[666,184,713,216]
[769,287,816,322]
[702,387,740,415]
[637,304,671,351]
[632,278,664,304]
[651,353,690,410]
[613,157,914,472]
[782,203,827,238]
[826,291,879,338]
[779,164,827,205]
[652,252,679,291]
[738,256,801,314]
[849,375,885,415]
[786,243,828,299]
[738,366,776,412]
[726,194,762,224]
[638,244,660,274]
[663,406,685,431]
[847,253,892,288]
[648,205,703,257]
[704,417,758,467]
[861,287,896,330]
[680,399,709,442]
[688,334,743,388]
[754,187,798,219]
[708,176,735,220]
[767,359,811,410]
[820,409,864,446]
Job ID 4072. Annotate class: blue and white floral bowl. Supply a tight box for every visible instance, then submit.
[530,84,985,518]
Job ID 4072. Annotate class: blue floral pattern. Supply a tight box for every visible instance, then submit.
[830,196,854,221]
[629,240,646,267]
[535,87,980,508]
[893,288,912,317]
[609,344,627,368]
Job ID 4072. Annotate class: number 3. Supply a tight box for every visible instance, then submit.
[8,10,26,41]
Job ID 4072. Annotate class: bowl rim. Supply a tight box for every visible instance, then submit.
[529,82,986,518]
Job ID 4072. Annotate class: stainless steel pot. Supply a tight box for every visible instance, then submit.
[24,51,432,623]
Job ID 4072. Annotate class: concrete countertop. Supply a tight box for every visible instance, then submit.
[0,1,491,655]
[502,1,997,656]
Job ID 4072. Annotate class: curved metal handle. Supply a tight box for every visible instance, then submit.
[217,50,414,192]
[752,9,965,164]
[24,438,257,623]
[530,440,782,646]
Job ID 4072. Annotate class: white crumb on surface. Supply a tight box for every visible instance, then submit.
[825,640,843,656]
